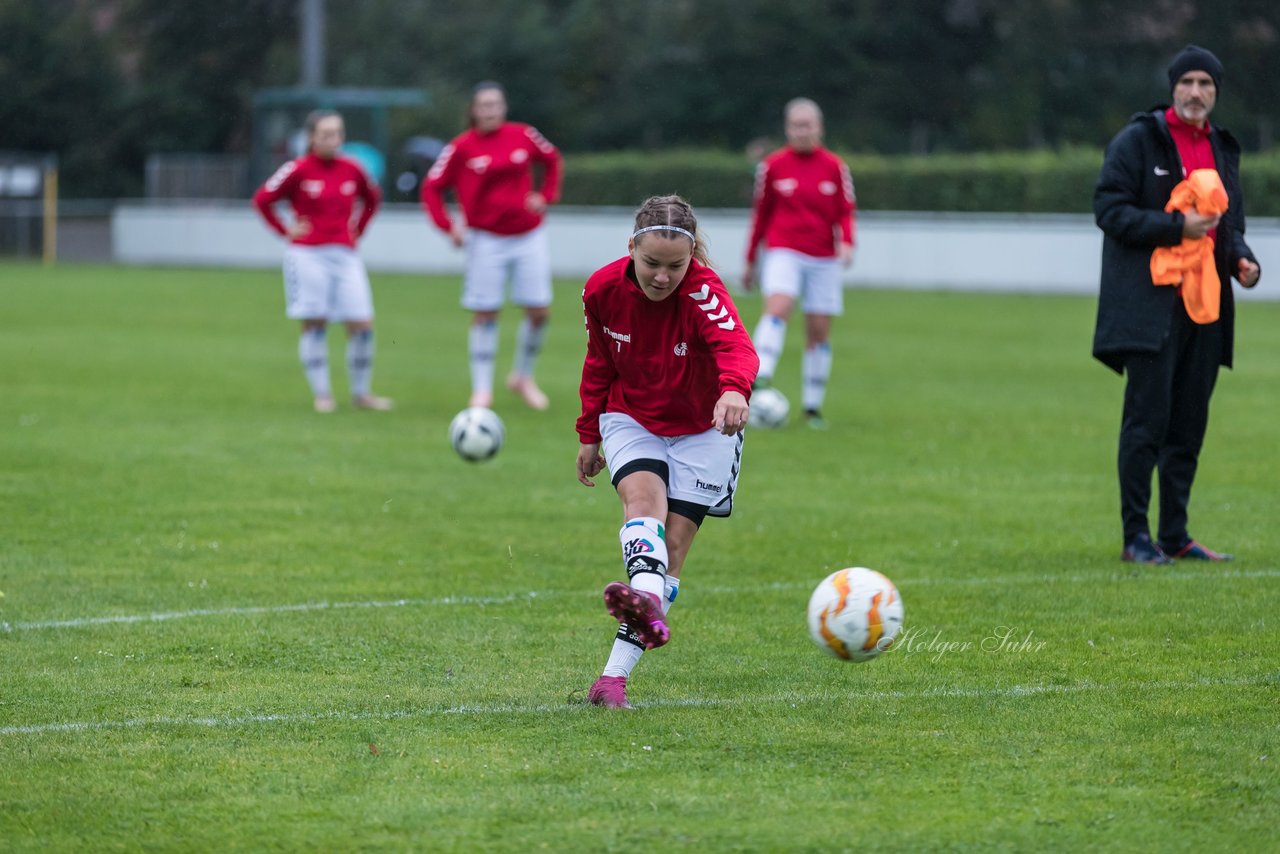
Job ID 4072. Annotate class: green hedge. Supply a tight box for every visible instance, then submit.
[561,148,1280,216]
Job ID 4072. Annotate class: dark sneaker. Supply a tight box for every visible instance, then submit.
[588,675,631,709]
[1122,533,1173,565]
[602,582,670,650]
[1161,539,1233,561]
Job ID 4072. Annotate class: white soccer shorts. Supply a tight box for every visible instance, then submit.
[760,247,844,316]
[282,245,374,321]
[599,412,744,518]
[462,226,552,311]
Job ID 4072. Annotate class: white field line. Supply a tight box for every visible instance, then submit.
[6,592,542,632]
[2,674,1274,737]
[6,568,1280,634]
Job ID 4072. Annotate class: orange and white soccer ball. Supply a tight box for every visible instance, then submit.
[806,567,904,662]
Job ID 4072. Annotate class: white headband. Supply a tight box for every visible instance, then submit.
[632,224,696,246]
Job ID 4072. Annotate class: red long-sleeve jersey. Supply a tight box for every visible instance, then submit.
[252,153,379,248]
[577,257,759,443]
[421,122,562,236]
[745,146,856,264]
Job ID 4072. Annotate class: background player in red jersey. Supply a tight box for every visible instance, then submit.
[252,110,392,413]
[743,98,856,429]
[422,82,563,411]
[576,195,759,709]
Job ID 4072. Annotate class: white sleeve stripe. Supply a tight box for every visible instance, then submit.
[264,160,298,193]
[840,163,856,202]
[752,161,768,201]
[427,144,455,181]
[525,126,557,154]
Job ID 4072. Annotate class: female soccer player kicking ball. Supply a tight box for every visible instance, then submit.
[575,195,760,709]
[253,110,392,413]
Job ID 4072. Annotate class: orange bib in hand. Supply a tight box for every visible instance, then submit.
[1150,168,1228,324]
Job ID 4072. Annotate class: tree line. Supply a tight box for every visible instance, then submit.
[4,0,1277,199]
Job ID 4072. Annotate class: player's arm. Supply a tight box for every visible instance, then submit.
[838,160,856,265]
[695,276,760,433]
[743,160,774,288]
[421,142,460,234]
[526,126,562,208]
[353,167,381,239]
[575,296,618,485]
[576,297,618,443]
[252,160,299,237]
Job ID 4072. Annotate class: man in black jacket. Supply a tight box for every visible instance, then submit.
[1093,44,1260,565]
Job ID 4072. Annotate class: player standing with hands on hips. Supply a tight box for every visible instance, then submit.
[576,196,759,709]
[253,110,392,413]
[422,82,563,410]
[1093,44,1261,564]
[744,97,856,430]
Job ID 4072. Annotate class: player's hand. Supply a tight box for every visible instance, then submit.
[1237,258,1261,288]
[742,261,756,292]
[713,391,750,435]
[1182,208,1220,239]
[576,442,605,486]
[287,218,312,239]
[839,243,855,268]
[448,223,466,248]
[525,192,547,215]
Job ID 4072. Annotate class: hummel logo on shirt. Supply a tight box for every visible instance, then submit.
[1154,166,1171,176]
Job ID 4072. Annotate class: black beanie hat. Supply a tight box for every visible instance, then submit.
[1167,44,1224,94]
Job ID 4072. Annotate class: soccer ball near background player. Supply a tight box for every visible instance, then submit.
[807,567,904,662]
[748,387,790,429]
[449,407,504,462]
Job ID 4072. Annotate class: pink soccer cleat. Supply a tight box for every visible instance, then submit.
[588,675,631,709]
[353,393,394,411]
[603,582,669,650]
[506,373,549,410]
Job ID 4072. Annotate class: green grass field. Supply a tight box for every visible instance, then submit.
[2,261,1277,851]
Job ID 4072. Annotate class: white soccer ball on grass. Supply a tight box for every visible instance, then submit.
[449,407,504,462]
[748,387,790,429]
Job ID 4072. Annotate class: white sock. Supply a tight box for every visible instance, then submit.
[513,317,546,378]
[661,574,680,616]
[468,321,498,398]
[753,315,787,382]
[346,328,374,397]
[298,328,331,398]
[620,516,668,601]
[603,575,681,678]
[802,342,832,412]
